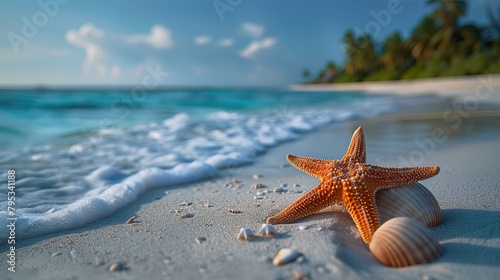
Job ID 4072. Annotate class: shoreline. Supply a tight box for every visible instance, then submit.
[291,74,500,98]
[3,105,500,279]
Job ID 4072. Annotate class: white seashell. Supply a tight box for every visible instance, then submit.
[258,224,277,236]
[273,248,302,266]
[369,217,442,268]
[251,183,264,189]
[253,174,263,179]
[298,225,309,230]
[237,227,254,241]
[376,182,442,227]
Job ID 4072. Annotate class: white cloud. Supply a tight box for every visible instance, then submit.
[66,23,121,79]
[195,36,212,45]
[239,37,277,58]
[66,24,108,75]
[218,38,234,47]
[125,25,173,49]
[241,22,265,38]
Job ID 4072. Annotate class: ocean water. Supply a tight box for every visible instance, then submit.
[0,88,400,241]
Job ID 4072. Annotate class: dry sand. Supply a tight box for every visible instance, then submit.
[292,74,500,101]
[2,76,500,279]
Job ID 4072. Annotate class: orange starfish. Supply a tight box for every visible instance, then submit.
[266,126,440,244]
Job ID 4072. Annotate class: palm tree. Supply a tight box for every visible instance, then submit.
[485,3,500,49]
[409,15,439,60]
[427,0,467,32]
[380,32,411,70]
[318,61,339,83]
[355,35,378,74]
[342,30,360,74]
[453,24,482,60]
[426,0,468,59]
[302,68,310,80]
[341,31,377,75]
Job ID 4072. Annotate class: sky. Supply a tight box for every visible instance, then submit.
[0,0,495,87]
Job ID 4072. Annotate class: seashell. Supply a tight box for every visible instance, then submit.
[253,174,263,179]
[237,227,254,241]
[273,248,302,266]
[125,216,136,224]
[258,223,277,236]
[369,217,442,267]
[376,182,442,227]
[227,208,242,214]
[109,261,127,272]
[298,225,309,230]
[195,236,206,244]
[251,183,265,189]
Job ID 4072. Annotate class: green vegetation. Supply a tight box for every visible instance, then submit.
[307,0,500,83]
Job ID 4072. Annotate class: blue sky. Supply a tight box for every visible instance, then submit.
[0,0,494,86]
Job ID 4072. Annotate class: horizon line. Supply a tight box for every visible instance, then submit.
[0,84,290,91]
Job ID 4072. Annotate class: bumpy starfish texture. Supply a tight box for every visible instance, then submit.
[266,126,440,244]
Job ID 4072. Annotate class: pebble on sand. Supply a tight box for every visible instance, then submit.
[180,213,194,219]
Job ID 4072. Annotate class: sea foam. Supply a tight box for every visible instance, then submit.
[0,99,396,242]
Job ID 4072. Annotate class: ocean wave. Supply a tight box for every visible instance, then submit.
[0,98,397,242]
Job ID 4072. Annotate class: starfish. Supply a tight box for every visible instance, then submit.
[266,126,440,244]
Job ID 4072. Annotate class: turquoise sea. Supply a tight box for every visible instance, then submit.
[0,88,406,241]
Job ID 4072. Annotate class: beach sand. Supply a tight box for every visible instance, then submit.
[292,74,500,102]
[2,77,500,279]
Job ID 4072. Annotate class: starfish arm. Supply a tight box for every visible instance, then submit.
[341,126,366,163]
[286,154,332,179]
[343,189,380,244]
[364,165,440,187]
[266,180,337,224]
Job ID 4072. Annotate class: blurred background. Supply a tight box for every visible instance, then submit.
[0,0,497,87]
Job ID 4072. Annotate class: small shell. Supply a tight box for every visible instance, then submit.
[195,236,206,244]
[227,208,242,214]
[125,216,136,224]
[237,227,254,241]
[298,225,309,230]
[109,261,127,272]
[251,183,264,189]
[258,224,277,236]
[273,248,302,266]
[376,182,442,227]
[253,174,263,179]
[369,217,442,267]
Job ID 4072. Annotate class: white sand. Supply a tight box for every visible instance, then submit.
[4,111,500,279]
[292,74,500,103]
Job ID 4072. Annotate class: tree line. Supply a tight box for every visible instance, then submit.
[305,0,500,83]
